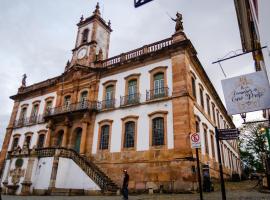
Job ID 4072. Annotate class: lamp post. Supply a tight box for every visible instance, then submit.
[240,112,246,123]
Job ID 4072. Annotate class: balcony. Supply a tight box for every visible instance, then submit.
[120,93,140,107]
[44,101,97,118]
[13,115,45,128]
[97,99,115,110]
[146,87,169,101]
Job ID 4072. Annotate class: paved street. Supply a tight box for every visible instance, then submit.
[2,181,270,200]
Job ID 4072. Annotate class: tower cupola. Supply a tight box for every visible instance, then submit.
[69,2,112,70]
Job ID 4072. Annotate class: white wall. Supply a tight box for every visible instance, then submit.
[190,67,229,129]
[1,159,11,186]
[93,59,174,153]
[190,64,240,171]
[15,92,57,121]
[9,92,56,151]
[194,106,239,169]
[93,100,173,154]
[97,59,173,105]
[9,124,47,151]
[55,158,100,190]
[4,157,29,194]
[76,23,93,48]
[32,157,53,190]
[96,26,109,58]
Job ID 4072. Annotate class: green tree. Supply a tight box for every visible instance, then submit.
[239,123,268,172]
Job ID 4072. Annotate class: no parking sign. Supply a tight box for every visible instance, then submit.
[190,133,201,149]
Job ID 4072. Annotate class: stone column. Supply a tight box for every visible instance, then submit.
[45,120,54,147]
[0,100,20,172]
[48,151,60,194]
[62,126,68,148]
[21,157,35,195]
[171,51,195,154]
[80,113,89,155]
[2,159,12,194]
[62,117,70,148]
[80,122,88,155]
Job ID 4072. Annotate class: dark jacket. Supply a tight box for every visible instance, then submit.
[123,173,129,188]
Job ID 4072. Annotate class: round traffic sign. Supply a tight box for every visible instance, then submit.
[191,133,200,143]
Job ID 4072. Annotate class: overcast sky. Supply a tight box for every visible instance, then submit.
[0,0,262,148]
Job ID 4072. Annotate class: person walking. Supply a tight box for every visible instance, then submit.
[122,169,129,200]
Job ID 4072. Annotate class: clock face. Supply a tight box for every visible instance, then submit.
[77,48,87,59]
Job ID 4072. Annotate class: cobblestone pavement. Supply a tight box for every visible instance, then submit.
[2,191,270,200]
[2,181,270,200]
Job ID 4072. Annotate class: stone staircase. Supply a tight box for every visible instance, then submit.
[35,147,119,193]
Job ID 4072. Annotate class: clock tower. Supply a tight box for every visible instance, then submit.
[68,3,112,69]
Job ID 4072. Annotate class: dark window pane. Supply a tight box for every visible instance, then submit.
[192,77,196,99]
[37,134,45,148]
[25,135,31,147]
[204,128,209,154]
[100,125,110,150]
[12,138,19,150]
[152,117,164,146]
[57,132,63,147]
[124,121,135,148]
[82,29,89,43]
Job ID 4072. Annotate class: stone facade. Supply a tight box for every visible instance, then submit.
[0,3,241,196]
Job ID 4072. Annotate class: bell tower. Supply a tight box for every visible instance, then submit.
[69,3,112,69]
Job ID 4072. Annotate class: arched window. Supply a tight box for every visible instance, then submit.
[30,104,39,123]
[195,120,200,133]
[206,94,210,116]
[199,87,204,109]
[81,29,89,44]
[99,125,110,150]
[203,126,209,154]
[56,130,64,147]
[127,80,137,102]
[74,128,82,153]
[105,85,114,108]
[124,121,135,148]
[210,133,215,159]
[153,73,165,98]
[37,134,45,148]
[19,107,27,124]
[80,91,88,108]
[191,76,196,99]
[152,117,164,146]
[148,67,168,100]
[11,137,19,150]
[128,80,137,96]
[102,80,116,109]
[63,95,71,110]
[25,135,32,148]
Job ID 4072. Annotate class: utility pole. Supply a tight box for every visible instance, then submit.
[215,127,226,200]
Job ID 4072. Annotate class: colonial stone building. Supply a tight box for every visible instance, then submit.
[0,3,241,195]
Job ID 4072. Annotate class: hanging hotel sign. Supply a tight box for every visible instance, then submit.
[221,71,270,115]
[218,129,240,140]
[190,133,201,149]
[134,0,153,8]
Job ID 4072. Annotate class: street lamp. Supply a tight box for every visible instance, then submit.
[260,127,266,133]
[240,112,247,123]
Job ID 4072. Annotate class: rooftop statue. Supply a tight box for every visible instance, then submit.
[171,12,184,32]
[21,74,27,87]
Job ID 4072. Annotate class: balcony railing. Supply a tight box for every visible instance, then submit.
[120,93,140,107]
[97,99,115,110]
[45,100,97,117]
[13,115,45,128]
[102,37,173,68]
[146,87,169,101]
